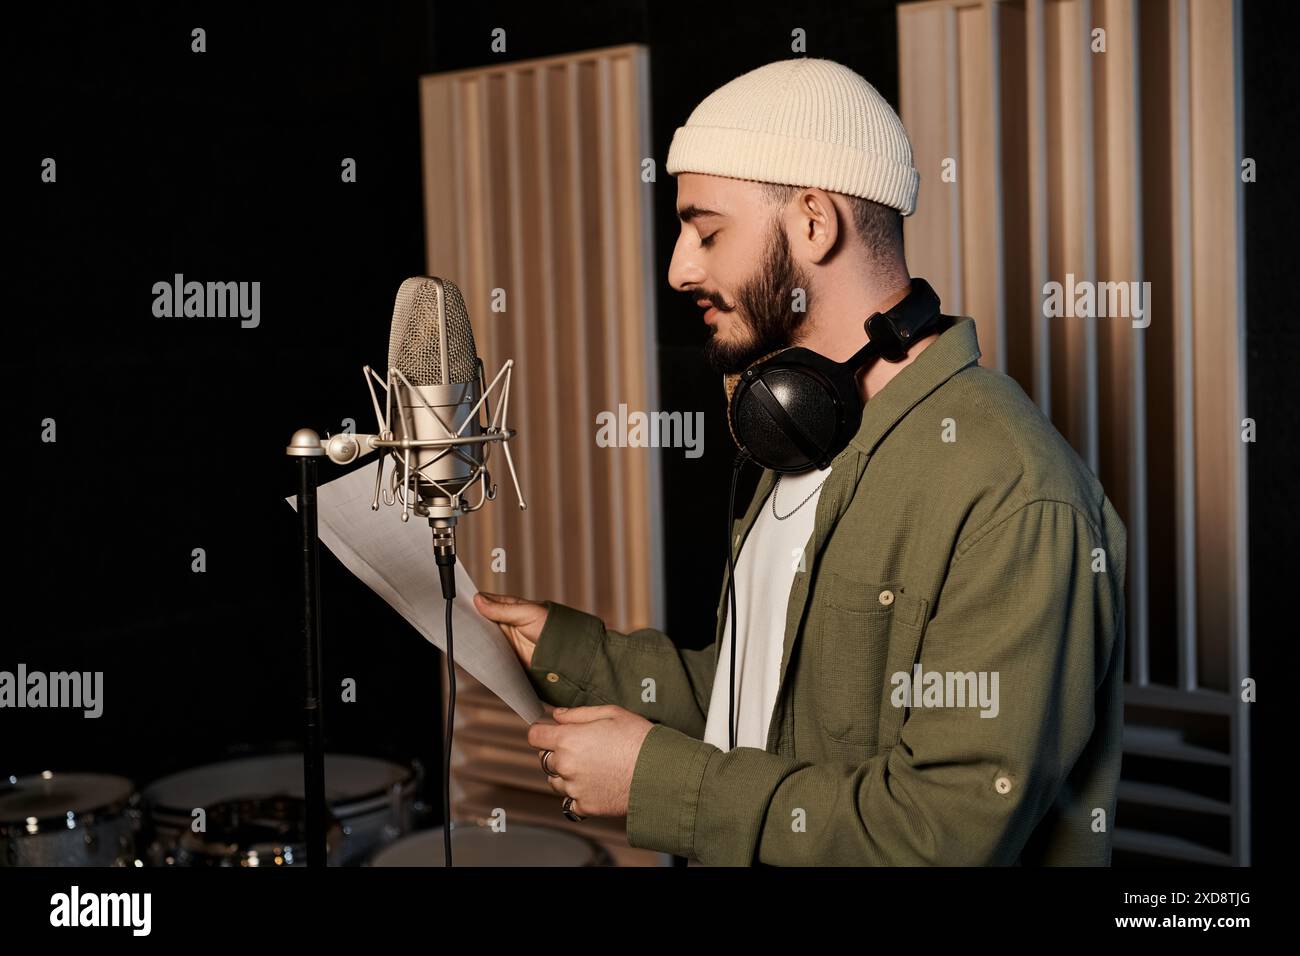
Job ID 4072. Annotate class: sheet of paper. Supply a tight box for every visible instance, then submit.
[286,463,545,725]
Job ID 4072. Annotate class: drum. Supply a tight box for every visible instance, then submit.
[166,795,345,867]
[368,822,611,867]
[0,772,139,867]
[144,753,416,866]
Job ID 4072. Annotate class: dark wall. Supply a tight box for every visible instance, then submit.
[1241,0,1295,870]
[9,3,440,785]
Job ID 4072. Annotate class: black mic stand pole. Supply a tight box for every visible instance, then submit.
[287,427,329,867]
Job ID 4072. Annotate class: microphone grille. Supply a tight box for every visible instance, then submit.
[388,277,479,386]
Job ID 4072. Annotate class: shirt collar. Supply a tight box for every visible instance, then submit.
[844,316,982,459]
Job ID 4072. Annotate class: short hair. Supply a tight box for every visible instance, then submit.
[760,181,903,263]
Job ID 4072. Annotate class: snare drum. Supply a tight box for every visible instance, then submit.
[144,753,415,866]
[0,772,139,867]
[167,794,345,867]
[369,822,611,867]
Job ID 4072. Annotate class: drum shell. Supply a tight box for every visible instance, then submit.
[368,822,612,867]
[0,773,139,867]
[142,753,416,866]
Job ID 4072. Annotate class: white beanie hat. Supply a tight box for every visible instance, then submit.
[665,57,919,216]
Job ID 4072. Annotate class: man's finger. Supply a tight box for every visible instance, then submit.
[473,592,538,625]
[476,591,529,605]
[553,705,621,723]
[527,722,561,750]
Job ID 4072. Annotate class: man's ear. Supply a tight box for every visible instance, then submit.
[792,187,841,264]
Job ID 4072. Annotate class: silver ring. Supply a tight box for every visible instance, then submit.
[540,749,560,777]
[561,796,586,822]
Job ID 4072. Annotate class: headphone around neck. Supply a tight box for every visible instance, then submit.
[718,277,949,750]
[723,277,950,473]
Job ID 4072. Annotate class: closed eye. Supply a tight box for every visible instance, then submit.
[700,231,718,248]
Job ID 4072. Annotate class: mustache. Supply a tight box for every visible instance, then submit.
[692,290,737,312]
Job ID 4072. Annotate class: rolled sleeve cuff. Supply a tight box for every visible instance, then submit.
[626,723,715,860]
[526,601,605,708]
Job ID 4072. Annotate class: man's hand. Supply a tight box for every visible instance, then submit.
[473,592,549,668]
[528,706,655,818]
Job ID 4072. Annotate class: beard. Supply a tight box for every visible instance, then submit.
[700,217,814,376]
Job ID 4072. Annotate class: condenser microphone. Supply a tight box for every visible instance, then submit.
[387,277,483,597]
[316,276,526,599]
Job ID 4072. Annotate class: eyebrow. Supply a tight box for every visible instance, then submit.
[676,204,724,224]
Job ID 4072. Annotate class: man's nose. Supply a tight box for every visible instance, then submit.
[667,235,705,293]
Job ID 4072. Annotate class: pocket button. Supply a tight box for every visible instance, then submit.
[878,589,895,607]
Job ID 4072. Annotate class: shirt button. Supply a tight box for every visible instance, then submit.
[878,589,895,606]
[546,672,559,683]
[995,775,1012,795]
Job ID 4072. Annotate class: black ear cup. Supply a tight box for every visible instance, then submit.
[729,359,854,473]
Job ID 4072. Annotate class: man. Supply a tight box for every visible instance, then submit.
[475,57,1126,865]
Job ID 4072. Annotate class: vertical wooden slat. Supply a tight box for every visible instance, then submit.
[480,73,508,588]
[595,58,628,628]
[574,61,613,616]
[985,0,1008,371]
[942,8,964,314]
[474,78,504,584]
[1093,0,1150,683]
[1025,0,1053,413]
[1044,0,1098,469]
[1188,0,1243,689]
[628,48,666,629]
[1187,0,1249,861]
[1169,0,1199,689]
[500,71,537,599]
[898,4,962,313]
[958,1,1005,368]
[564,62,598,612]
[1077,0,1100,473]
[531,67,567,603]
[998,1,1033,390]
[1137,0,1178,683]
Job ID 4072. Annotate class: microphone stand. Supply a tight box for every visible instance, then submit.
[288,354,527,869]
[286,428,329,867]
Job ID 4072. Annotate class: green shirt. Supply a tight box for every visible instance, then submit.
[528,317,1127,866]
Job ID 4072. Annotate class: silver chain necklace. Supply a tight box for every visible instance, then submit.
[770,473,830,520]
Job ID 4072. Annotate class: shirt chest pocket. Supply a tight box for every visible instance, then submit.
[812,570,929,752]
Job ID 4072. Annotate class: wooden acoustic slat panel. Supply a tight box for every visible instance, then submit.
[898,0,1248,864]
[419,45,665,866]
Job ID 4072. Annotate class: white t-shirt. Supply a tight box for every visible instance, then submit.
[703,464,832,752]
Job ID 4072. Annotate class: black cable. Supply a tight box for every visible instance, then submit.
[726,450,750,751]
[443,595,455,868]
